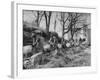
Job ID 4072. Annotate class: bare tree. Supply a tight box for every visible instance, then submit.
[35,11,40,27]
[66,13,81,40]
[58,12,89,47]
[32,11,44,27]
[58,12,69,42]
[44,11,52,33]
[54,13,58,32]
[62,13,88,40]
[54,19,57,32]
[68,13,90,41]
[35,11,44,27]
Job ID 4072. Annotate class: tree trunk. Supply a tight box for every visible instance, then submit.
[44,11,52,33]
[36,11,40,27]
[54,19,56,32]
